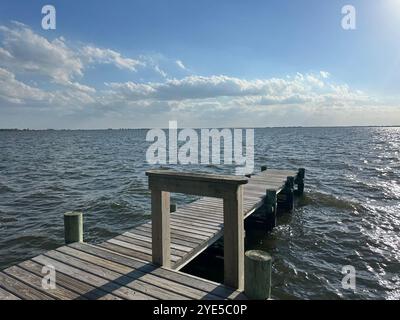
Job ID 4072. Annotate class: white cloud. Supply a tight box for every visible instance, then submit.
[106,75,262,100]
[0,22,144,87]
[320,71,330,79]
[0,23,83,84]
[0,47,13,59]
[0,67,98,108]
[80,46,142,71]
[0,22,146,109]
[96,72,385,128]
[105,73,368,106]
[176,60,187,70]
[65,81,96,94]
[154,65,167,78]
[0,67,50,104]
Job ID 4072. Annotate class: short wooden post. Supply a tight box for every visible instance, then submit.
[151,189,171,268]
[244,250,272,300]
[285,176,295,212]
[64,212,83,244]
[223,185,244,290]
[261,165,267,172]
[296,168,305,195]
[265,190,277,230]
[170,203,177,213]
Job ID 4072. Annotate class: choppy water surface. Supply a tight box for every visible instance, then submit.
[0,127,399,299]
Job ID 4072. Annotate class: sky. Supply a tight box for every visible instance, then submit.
[0,0,400,129]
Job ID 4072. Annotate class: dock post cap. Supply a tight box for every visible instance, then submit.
[245,250,272,262]
[64,211,83,217]
[244,250,272,300]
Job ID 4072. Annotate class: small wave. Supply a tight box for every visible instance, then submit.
[0,216,18,223]
[2,234,58,249]
[305,191,362,212]
[110,201,130,210]
[47,185,67,192]
[21,190,64,201]
[0,183,15,193]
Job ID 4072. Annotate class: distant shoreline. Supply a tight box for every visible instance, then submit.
[1,126,400,131]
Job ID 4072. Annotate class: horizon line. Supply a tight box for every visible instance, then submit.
[1,125,400,131]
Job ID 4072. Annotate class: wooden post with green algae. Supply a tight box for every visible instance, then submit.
[244,250,272,300]
[64,212,83,244]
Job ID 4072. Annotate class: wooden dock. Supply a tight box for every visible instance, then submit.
[0,167,305,300]
[102,168,299,270]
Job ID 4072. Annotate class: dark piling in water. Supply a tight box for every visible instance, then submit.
[265,189,277,230]
[64,212,83,244]
[295,168,305,196]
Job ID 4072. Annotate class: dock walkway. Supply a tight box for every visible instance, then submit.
[0,168,303,300]
[102,169,298,270]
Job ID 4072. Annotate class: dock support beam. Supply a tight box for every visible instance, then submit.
[223,185,245,290]
[151,189,171,268]
[265,189,277,230]
[64,212,83,244]
[244,250,272,300]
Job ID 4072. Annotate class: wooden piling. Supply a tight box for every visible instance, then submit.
[223,185,245,291]
[64,212,83,244]
[296,168,305,195]
[261,165,267,172]
[244,250,272,300]
[265,189,277,230]
[170,203,177,213]
[151,189,171,268]
[285,176,295,212]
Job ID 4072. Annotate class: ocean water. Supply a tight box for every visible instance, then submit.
[0,127,399,299]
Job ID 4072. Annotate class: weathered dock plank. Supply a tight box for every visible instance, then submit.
[17,259,120,300]
[0,241,246,300]
[0,272,54,300]
[0,285,21,300]
[70,243,246,300]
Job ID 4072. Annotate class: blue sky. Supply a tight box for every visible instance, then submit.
[0,0,399,128]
